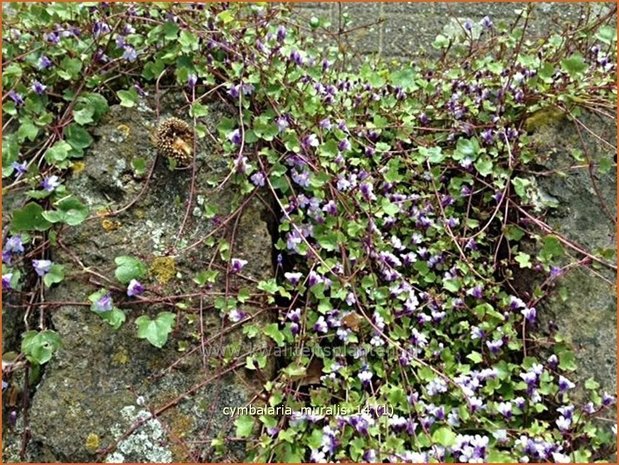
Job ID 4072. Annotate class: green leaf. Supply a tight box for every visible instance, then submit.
[100,308,126,330]
[44,140,73,164]
[58,57,82,80]
[114,256,147,284]
[420,146,444,164]
[584,377,600,390]
[18,119,39,142]
[515,252,532,269]
[135,312,176,348]
[431,426,457,447]
[65,123,94,149]
[505,225,525,242]
[12,203,52,232]
[179,30,199,51]
[443,278,461,293]
[21,330,61,365]
[474,157,493,177]
[454,138,480,160]
[42,197,89,226]
[263,323,285,347]
[595,25,616,45]
[190,102,209,118]
[561,54,587,78]
[235,415,255,438]
[43,264,65,288]
[117,88,139,108]
[131,158,147,176]
[73,106,95,125]
[511,177,531,198]
[558,349,577,371]
[2,135,20,175]
[466,351,483,364]
[162,21,179,40]
[76,93,109,121]
[541,235,564,260]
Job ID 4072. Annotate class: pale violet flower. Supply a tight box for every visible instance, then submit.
[32,259,52,276]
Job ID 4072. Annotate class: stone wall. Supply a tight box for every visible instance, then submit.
[291,2,584,61]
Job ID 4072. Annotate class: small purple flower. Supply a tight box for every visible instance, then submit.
[44,31,60,45]
[8,90,24,106]
[2,273,13,290]
[284,272,303,285]
[115,35,126,48]
[481,16,493,29]
[486,339,503,354]
[319,118,332,130]
[235,155,248,174]
[276,25,287,42]
[93,49,109,64]
[550,266,564,279]
[286,307,301,323]
[556,416,571,431]
[463,19,474,32]
[31,81,47,95]
[41,175,61,192]
[4,236,24,255]
[363,449,377,463]
[313,316,328,334]
[127,279,145,297]
[8,410,17,428]
[602,392,616,406]
[558,376,575,392]
[227,129,242,145]
[291,169,310,187]
[480,129,494,145]
[322,200,337,216]
[93,21,111,38]
[228,308,247,323]
[467,285,484,299]
[303,134,319,148]
[358,367,373,385]
[94,293,113,312]
[290,50,304,66]
[250,171,266,187]
[338,139,351,152]
[38,55,53,70]
[547,354,559,369]
[122,45,138,62]
[275,116,289,132]
[230,258,248,274]
[187,74,198,89]
[32,259,52,277]
[521,306,536,323]
[497,401,512,419]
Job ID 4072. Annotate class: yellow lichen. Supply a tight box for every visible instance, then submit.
[112,347,129,365]
[101,219,121,232]
[85,433,100,452]
[117,124,131,138]
[150,256,176,284]
[72,161,86,174]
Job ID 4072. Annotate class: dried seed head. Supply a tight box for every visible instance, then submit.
[154,117,195,166]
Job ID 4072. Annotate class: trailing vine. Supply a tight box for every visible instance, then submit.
[2,3,617,462]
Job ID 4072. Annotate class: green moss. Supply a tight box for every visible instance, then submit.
[149,256,176,285]
[524,107,566,133]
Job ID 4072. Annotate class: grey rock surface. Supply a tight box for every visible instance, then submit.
[531,111,617,393]
[291,2,587,61]
[25,96,274,462]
